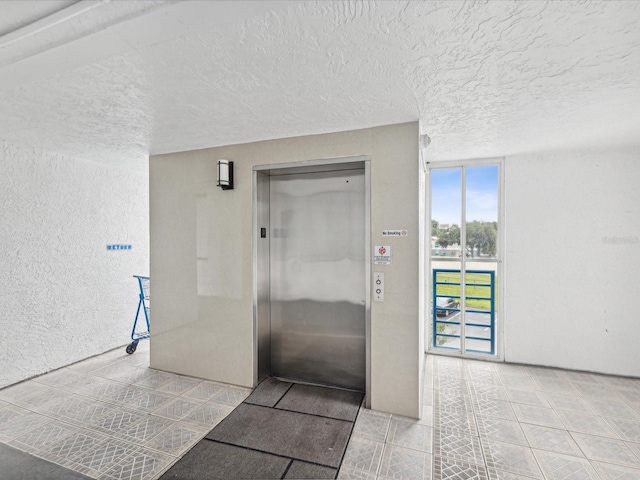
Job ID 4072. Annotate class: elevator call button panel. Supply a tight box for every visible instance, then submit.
[374,272,384,302]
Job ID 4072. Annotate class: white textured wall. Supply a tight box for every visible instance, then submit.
[150,123,421,417]
[0,141,149,388]
[504,146,640,377]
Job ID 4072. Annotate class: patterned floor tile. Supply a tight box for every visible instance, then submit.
[617,388,640,408]
[92,365,151,384]
[465,371,501,386]
[511,404,564,428]
[77,379,130,401]
[106,386,154,407]
[181,381,226,401]
[97,447,174,480]
[571,432,640,468]
[210,387,249,407]
[152,396,202,420]
[8,420,78,454]
[468,383,509,401]
[434,409,477,435]
[92,409,147,436]
[585,398,640,419]
[437,375,469,391]
[543,392,594,413]
[527,367,563,380]
[504,387,551,408]
[533,379,580,396]
[0,408,52,442]
[599,375,640,390]
[341,435,385,474]
[13,384,69,411]
[352,409,391,442]
[394,410,433,428]
[560,371,602,384]
[130,371,176,390]
[626,439,640,459]
[33,368,82,388]
[144,423,208,456]
[0,404,31,426]
[486,468,540,479]
[555,410,620,438]
[471,398,516,420]
[181,402,233,428]
[591,460,640,479]
[125,390,176,412]
[158,376,202,395]
[0,380,50,403]
[532,449,600,480]
[475,415,528,446]
[48,397,118,428]
[387,418,433,453]
[481,439,543,478]
[493,364,530,376]
[603,415,640,442]
[434,427,483,466]
[39,430,108,467]
[378,444,431,480]
[498,374,537,390]
[436,390,474,413]
[434,456,488,480]
[520,424,583,457]
[68,355,120,374]
[570,381,622,401]
[59,372,104,393]
[336,465,377,479]
[69,438,142,478]
[120,415,175,444]
[125,353,150,369]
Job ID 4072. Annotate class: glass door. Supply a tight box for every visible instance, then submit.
[429,161,501,357]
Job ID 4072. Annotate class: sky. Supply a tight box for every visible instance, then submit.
[431,165,498,225]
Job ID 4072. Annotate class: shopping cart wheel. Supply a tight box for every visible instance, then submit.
[126,342,138,354]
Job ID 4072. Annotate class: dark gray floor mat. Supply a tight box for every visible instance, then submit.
[276,383,362,421]
[159,440,290,479]
[205,403,352,468]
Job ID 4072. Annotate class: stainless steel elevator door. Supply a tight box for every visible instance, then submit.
[270,168,365,391]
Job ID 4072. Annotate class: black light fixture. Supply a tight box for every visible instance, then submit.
[217,159,234,190]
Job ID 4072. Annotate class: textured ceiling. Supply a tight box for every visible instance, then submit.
[0,0,639,171]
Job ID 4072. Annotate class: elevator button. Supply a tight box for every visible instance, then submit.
[373,272,384,302]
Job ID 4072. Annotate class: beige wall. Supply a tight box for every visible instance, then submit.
[150,122,421,417]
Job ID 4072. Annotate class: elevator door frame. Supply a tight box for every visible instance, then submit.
[253,155,371,406]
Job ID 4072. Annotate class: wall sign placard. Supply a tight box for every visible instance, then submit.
[107,244,132,251]
[382,229,408,237]
[374,245,392,265]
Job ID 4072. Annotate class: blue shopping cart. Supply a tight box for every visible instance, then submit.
[126,275,150,354]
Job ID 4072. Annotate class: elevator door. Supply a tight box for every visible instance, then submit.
[270,168,365,391]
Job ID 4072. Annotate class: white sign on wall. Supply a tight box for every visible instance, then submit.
[382,229,408,236]
[374,245,392,265]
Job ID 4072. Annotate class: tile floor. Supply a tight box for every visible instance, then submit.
[339,355,640,480]
[1,346,640,479]
[0,341,251,479]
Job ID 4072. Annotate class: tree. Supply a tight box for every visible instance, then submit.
[466,221,497,257]
[435,224,460,250]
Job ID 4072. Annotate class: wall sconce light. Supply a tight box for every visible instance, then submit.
[217,159,234,190]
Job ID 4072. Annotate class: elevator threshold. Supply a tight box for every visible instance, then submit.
[160,377,363,479]
[272,375,365,395]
